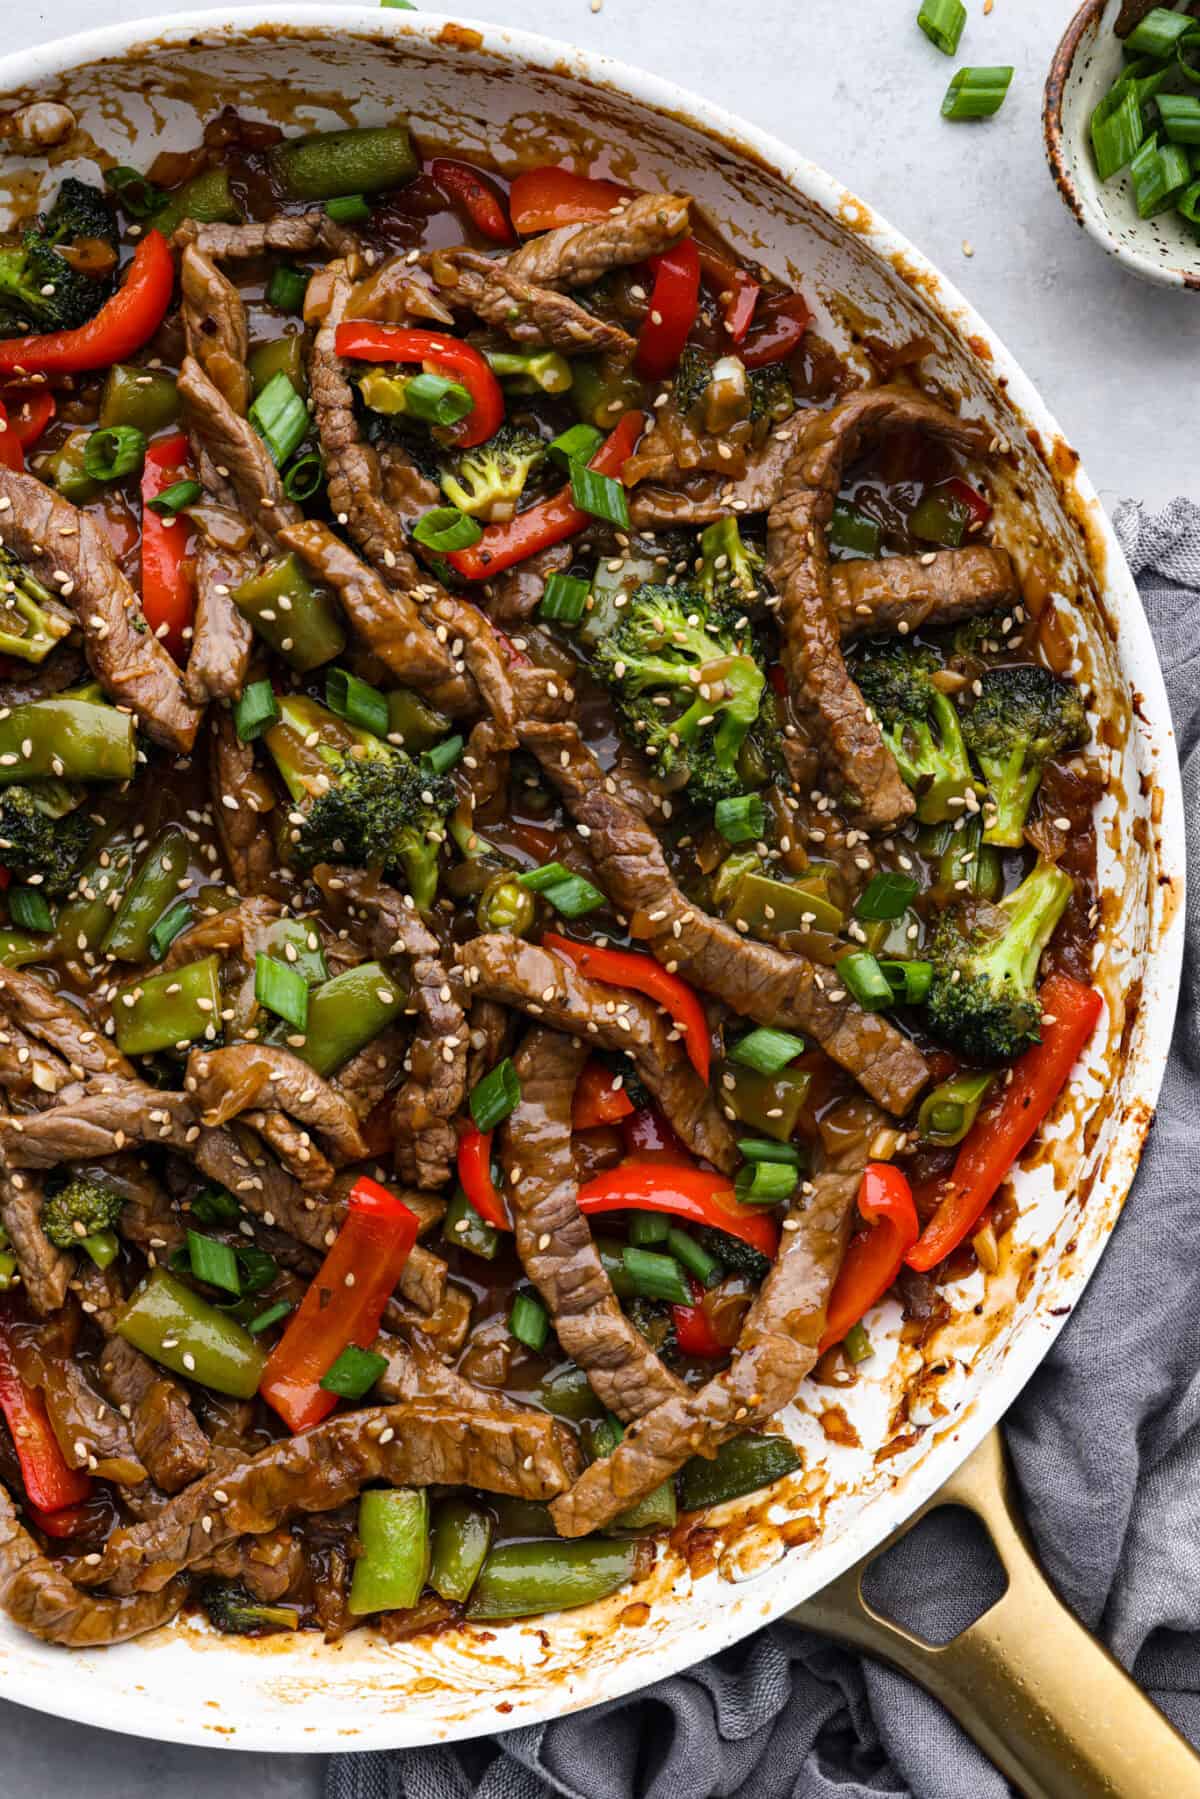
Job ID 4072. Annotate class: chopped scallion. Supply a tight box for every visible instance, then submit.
[319,1344,388,1398]
[941,65,1013,121]
[266,265,310,314]
[843,1322,874,1364]
[147,900,193,962]
[549,422,604,468]
[1127,7,1196,59]
[666,1227,721,1288]
[539,572,590,624]
[1131,133,1192,215]
[1156,93,1200,145]
[147,478,202,516]
[1091,81,1146,181]
[470,1057,521,1131]
[248,1300,294,1335]
[282,451,325,502]
[736,1137,803,1166]
[621,1245,691,1306]
[518,861,576,893]
[8,887,52,933]
[569,461,630,529]
[517,862,605,918]
[509,1290,550,1352]
[325,194,372,225]
[254,952,310,1031]
[729,1027,806,1076]
[249,372,308,467]
[714,793,765,845]
[83,425,146,483]
[187,1229,241,1296]
[918,0,966,57]
[855,871,919,921]
[421,734,465,777]
[878,958,933,1005]
[401,371,475,426]
[412,506,483,552]
[234,678,280,743]
[838,950,894,1011]
[326,667,389,738]
[734,1160,799,1206]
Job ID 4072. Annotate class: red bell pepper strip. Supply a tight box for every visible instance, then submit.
[140,432,196,660]
[333,322,504,450]
[0,401,23,473]
[943,475,993,531]
[259,1176,419,1432]
[819,1163,919,1353]
[0,231,174,379]
[545,931,711,1081]
[740,292,812,370]
[577,1162,779,1259]
[429,157,515,245]
[573,1059,635,1131]
[0,1319,92,1513]
[635,237,701,381]
[672,1276,727,1359]
[622,1105,691,1163]
[2,389,55,449]
[508,165,631,234]
[906,974,1104,1273]
[696,245,760,346]
[457,1125,513,1231]
[447,410,645,581]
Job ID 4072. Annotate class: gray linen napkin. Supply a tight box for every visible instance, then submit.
[328,500,1200,1799]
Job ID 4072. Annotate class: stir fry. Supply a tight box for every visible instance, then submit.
[0,105,1102,1648]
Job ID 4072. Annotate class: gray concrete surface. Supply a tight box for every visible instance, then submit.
[0,0,1194,1791]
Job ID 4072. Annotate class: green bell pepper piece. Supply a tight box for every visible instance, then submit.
[52,833,135,958]
[99,364,180,434]
[0,700,136,785]
[101,826,189,962]
[262,916,328,987]
[154,166,240,239]
[233,553,346,673]
[0,929,51,968]
[570,355,646,431]
[678,1432,801,1511]
[116,1268,266,1398]
[428,1498,492,1604]
[248,334,308,402]
[717,1059,811,1143]
[535,1361,606,1422]
[442,1184,501,1261]
[272,125,418,200]
[725,869,845,939]
[385,687,451,753]
[467,1539,639,1619]
[299,961,407,1076]
[483,349,572,394]
[348,1488,430,1615]
[113,954,221,1056]
[36,430,101,504]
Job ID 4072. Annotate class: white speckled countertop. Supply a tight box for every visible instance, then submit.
[1,0,1195,1789]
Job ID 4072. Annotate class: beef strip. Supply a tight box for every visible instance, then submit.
[0,1488,185,1646]
[0,1082,199,1165]
[461,935,738,1173]
[194,1528,304,1603]
[0,965,132,1082]
[767,387,993,830]
[427,593,570,739]
[244,1108,337,1191]
[17,1331,147,1486]
[73,1401,576,1595]
[830,544,1019,641]
[174,211,359,260]
[466,995,510,1089]
[626,404,817,528]
[185,1045,369,1164]
[330,1026,407,1121]
[434,254,634,355]
[161,893,282,974]
[184,538,256,705]
[0,1020,70,1103]
[0,468,202,754]
[486,541,577,623]
[508,193,691,289]
[95,1334,211,1494]
[209,710,278,893]
[179,242,251,415]
[177,355,301,537]
[0,1165,69,1315]
[500,1026,687,1422]
[521,720,929,1115]
[549,1115,877,1536]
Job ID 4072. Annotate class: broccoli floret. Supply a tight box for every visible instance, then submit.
[439,423,546,521]
[0,782,92,893]
[594,583,766,806]
[747,362,794,424]
[961,665,1089,849]
[925,856,1075,1064]
[671,348,793,431]
[949,611,1008,664]
[672,346,713,416]
[266,695,454,912]
[694,1225,771,1285]
[41,1176,124,1270]
[0,545,74,665]
[852,640,977,825]
[698,516,770,613]
[201,1581,300,1637]
[0,178,116,338]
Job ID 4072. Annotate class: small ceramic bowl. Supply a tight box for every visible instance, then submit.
[1044,0,1200,290]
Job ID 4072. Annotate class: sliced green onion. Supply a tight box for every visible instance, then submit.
[187,1230,241,1296]
[1131,134,1192,215]
[1179,176,1200,223]
[190,1188,241,1226]
[401,371,475,427]
[1091,81,1146,180]
[855,871,919,921]
[326,667,389,738]
[539,572,590,624]
[734,1160,799,1207]
[1156,94,1200,145]
[254,952,310,1031]
[829,501,882,556]
[147,900,193,962]
[628,1210,670,1246]
[518,861,576,893]
[509,1290,550,1352]
[714,794,765,845]
[918,0,966,56]
[621,1245,691,1306]
[249,372,308,467]
[147,478,202,516]
[549,423,604,468]
[234,678,280,743]
[104,165,168,219]
[282,451,325,502]
[236,1244,278,1295]
[729,1027,806,1076]
[320,1344,388,1398]
[879,958,933,1005]
[470,1057,521,1131]
[248,1300,293,1335]
[266,265,310,314]
[736,1137,803,1166]
[941,66,1013,121]
[381,0,416,8]
[1179,32,1200,86]
[83,425,146,483]
[843,1322,874,1364]
[838,950,894,1011]
[543,875,606,918]
[569,461,630,529]
[421,733,465,777]
[8,887,52,933]
[412,506,483,552]
[1127,6,1196,58]
[666,1227,721,1288]
[325,194,372,225]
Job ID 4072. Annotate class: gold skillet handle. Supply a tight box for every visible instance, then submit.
[790,1429,1200,1799]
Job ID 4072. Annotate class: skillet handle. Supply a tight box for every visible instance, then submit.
[789,1428,1200,1799]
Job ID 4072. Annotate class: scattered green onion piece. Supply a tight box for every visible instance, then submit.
[543,875,606,918]
[918,0,966,56]
[878,958,933,1005]
[248,1300,293,1335]
[470,1057,521,1131]
[941,66,1013,121]
[714,794,765,845]
[320,1344,388,1398]
[518,861,576,893]
[549,423,604,468]
[1178,176,1200,223]
[413,506,483,553]
[381,0,416,8]
[1157,94,1200,145]
[234,679,280,743]
[266,265,311,314]
[667,1227,721,1289]
[629,1211,670,1246]
[147,900,193,962]
[401,371,475,426]
[325,667,389,738]
[82,1231,119,1271]
[855,871,920,921]
[236,1245,278,1295]
[734,1160,799,1207]
[104,165,168,218]
[1126,7,1195,58]
[147,478,202,516]
[736,1137,803,1166]
[1178,32,1200,86]
[421,734,465,777]
[539,573,590,625]
[1131,133,1191,216]
[509,1291,550,1353]
[838,950,894,1011]
[569,461,630,529]
[249,372,308,467]
[325,194,372,225]
[621,1245,691,1306]
[8,887,52,933]
[843,1322,874,1364]
[190,1188,240,1226]
[254,952,310,1032]
[83,425,146,483]
[282,451,325,503]
[1091,82,1146,180]
[187,1230,241,1296]
[829,501,882,556]
[729,1026,806,1077]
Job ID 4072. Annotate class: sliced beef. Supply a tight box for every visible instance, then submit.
[521,721,929,1116]
[209,710,278,893]
[17,1332,147,1486]
[194,1528,304,1604]
[434,254,634,355]
[244,1108,337,1191]
[626,404,816,528]
[96,1335,211,1494]
[428,593,569,739]
[500,1026,686,1422]
[177,355,301,536]
[73,1152,186,1256]
[179,243,250,415]
[766,387,993,830]
[831,545,1019,641]
[0,1020,70,1103]
[185,1045,369,1164]
[508,193,690,289]
[0,1166,69,1315]
[331,1026,407,1122]
[550,1116,877,1536]
[467,995,510,1089]
[0,966,131,1081]
[461,935,738,1173]
[184,538,256,705]
[160,893,282,974]
[0,1488,185,1646]
[0,469,202,754]
[174,211,359,260]
[73,1401,575,1595]
[0,1082,199,1165]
